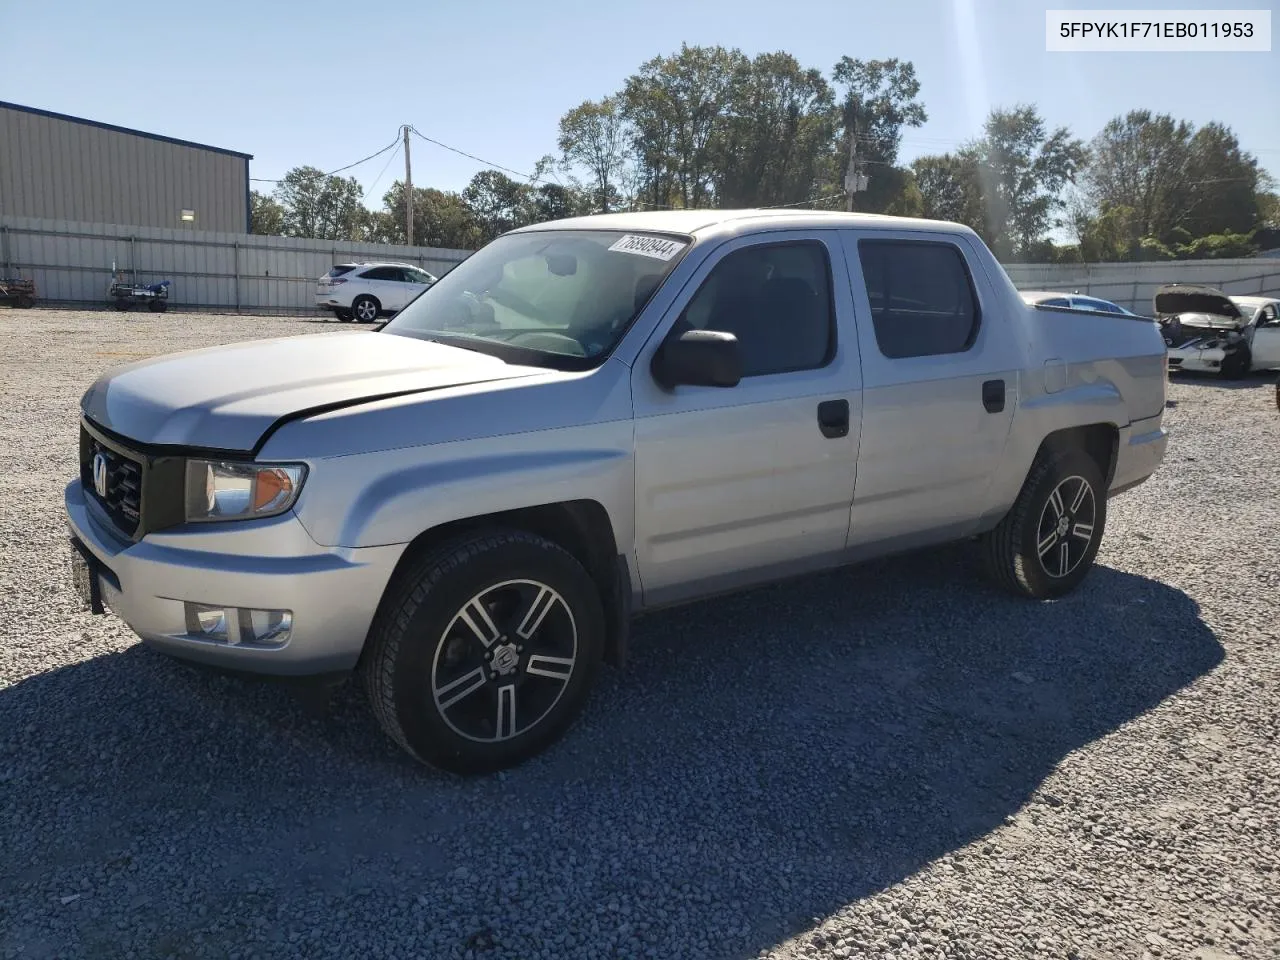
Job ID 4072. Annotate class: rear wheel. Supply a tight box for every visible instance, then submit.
[334,308,354,322]
[14,295,33,309]
[113,299,130,312]
[352,295,380,323]
[981,447,1107,599]
[363,530,604,774]
[148,298,166,313]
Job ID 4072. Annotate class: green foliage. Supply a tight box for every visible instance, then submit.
[557,98,631,213]
[1175,231,1257,260]
[377,182,482,249]
[249,190,285,236]
[272,167,366,241]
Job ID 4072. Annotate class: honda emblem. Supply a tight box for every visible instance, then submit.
[92,452,109,499]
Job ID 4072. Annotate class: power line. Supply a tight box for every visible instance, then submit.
[363,140,403,202]
[408,126,550,186]
[250,132,402,185]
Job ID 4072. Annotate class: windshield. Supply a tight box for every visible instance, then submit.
[381,229,690,369]
[1232,302,1259,322]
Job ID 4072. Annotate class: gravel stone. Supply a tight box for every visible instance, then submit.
[1,309,1278,958]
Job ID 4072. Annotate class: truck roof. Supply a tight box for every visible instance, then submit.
[507,208,980,239]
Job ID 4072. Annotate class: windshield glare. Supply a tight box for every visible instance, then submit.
[382,229,690,367]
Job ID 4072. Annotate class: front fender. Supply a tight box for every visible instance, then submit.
[290,421,636,553]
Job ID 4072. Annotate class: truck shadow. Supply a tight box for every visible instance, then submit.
[1168,371,1278,391]
[0,546,1223,959]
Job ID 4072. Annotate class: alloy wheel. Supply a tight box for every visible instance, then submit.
[430,579,578,743]
[1035,475,1097,579]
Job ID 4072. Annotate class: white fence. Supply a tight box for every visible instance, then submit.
[1002,259,1280,314]
[0,215,471,314]
[3,213,1278,316]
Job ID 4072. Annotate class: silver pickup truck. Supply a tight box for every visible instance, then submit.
[66,210,1169,773]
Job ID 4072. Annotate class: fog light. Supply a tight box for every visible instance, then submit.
[248,609,292,645]
[188,603,230,640]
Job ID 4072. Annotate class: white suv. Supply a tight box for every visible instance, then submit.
[316,262,438,323]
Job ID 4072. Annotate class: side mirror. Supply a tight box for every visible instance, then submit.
[652,329,743,389]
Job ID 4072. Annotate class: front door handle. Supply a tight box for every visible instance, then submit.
[982,379,1006,413]
[817,398,850,438]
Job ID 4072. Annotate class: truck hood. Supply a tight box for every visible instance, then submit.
[1153,284,1243,324]
[80,331,548,452]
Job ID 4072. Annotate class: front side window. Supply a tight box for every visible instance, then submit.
[382,230,690,369]
[674,241,835,377]
[361,266,400,282]
[857,240,980,359]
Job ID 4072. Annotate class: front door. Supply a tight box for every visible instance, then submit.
[839,231,1020,548]
[630,232,862,606]
[1251,303,1280,369]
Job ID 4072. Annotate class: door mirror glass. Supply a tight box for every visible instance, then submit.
[652,329,743,389]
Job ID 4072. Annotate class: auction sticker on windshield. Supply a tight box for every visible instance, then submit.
[608,235,688,261]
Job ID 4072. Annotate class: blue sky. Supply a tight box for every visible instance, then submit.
[6,0,1278,205]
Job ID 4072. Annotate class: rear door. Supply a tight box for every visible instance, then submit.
[839,231,1020,548]
[360,266,407,310]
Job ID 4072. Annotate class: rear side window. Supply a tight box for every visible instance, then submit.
[857,240,980,359]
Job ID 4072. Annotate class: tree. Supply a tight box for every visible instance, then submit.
[912,151,987,236]
[831,57,927,213]
[272,166,367,240]
[558,98,632,213]
[713,51,838,207]
[378,182,482,249]
[463,170,534,244]
[1083,110,1196,248]
[1182,122,1263,237]
[970,105,1086,258]
[249,190,285,236]
[622,44,747,209]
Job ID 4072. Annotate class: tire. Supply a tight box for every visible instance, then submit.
[15,295,33,309]
[352,295,380,324]
[980,447,1107,600]
[363,529,605,774]
[148,298,166,313]
[1219,347,1250,380]
[113,299,130,312]
[334,308,354,322]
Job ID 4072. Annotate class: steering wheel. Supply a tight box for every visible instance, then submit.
[504,331,587,357]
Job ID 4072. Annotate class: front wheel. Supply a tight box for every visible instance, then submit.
[1219,347,1250,380]
[363,530,604,774]
[113,299,130,312]
[148,298,166,313]
[980,447,1107,599]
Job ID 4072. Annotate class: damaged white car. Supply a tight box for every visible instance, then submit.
[1156,285,1280,379]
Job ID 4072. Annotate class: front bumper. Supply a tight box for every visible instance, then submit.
[1167,346,1226,373]
[65,479,404,676]
[1109,413,1168,497]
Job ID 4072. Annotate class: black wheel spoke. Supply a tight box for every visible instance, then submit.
[1036,474,1097,580]
[431,578,578,743]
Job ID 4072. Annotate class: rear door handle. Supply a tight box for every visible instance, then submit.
[982,379,1005,413]
[817,398,850,438]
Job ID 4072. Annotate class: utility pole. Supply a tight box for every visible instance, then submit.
[845,121,858,212]
[403,124,414,247]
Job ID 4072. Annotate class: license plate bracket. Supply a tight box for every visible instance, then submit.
[69,538,105,614]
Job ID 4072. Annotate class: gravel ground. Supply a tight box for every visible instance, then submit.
[2,308,1278,960]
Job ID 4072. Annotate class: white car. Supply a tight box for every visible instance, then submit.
[1020,290,1142,316]
[1156,285,1280,379]
[316,262,438,323]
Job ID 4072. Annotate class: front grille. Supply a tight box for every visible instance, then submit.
[81,427,144,536]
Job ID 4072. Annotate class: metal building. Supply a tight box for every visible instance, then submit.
[0,101,252,233]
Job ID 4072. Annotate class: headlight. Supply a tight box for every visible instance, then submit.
[184,460,307,522]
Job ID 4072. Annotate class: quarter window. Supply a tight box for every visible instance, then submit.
[857,240,980,359]
[675,241,835,377]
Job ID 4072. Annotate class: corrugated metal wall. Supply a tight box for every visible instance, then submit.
[0,104,248,233]
[1003,260,1280,314]
[0,215,471,312]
